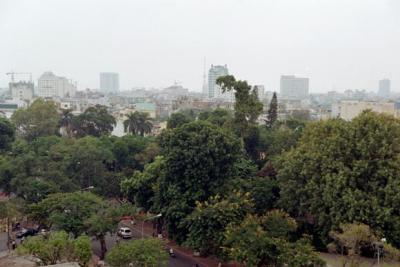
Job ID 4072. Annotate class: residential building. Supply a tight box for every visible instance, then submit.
[37,71,76,98]
[280,75,309,99]
[332,100,399,120]
[378,79,391,97]
[208,65,233,101]
[9,81,34,102]
[100,72,119,93]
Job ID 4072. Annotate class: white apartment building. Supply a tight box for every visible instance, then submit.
[100,72,119,93]
[332,100,399,120]
[37,72,76,98]
[280,75,309,99]
[208,65,233,101]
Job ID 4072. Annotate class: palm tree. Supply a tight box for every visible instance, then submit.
[123,111,153,136]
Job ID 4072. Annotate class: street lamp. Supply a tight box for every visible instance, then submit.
[141,213,162,239]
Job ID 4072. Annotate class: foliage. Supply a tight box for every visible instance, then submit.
[72,105,116,137]
[73,235,92,267]
[224,212,325,267]
[121,157,165,210]
[17,231,91,267]
[329,223,377,256]
[124,111,153,136]
[0,116,15,151]
[266,92,278,128]
[106,238,168,267]
[216,75,263,137]
[166,112,193,129]
[183,192,253,257]
[198,108,233,128]
[29,192,104,237]
[278,111,400,247]
[155,121,242,242]
[11,98,59,141]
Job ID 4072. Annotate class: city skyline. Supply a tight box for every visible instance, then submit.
[1,0,399,92]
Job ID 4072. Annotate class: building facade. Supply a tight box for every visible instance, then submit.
[100,72,119,93]
[37,72,76,98]
[332,100,398,120]
[208,65,232,100]
[378,79,391,97]
[280,75,309,99]
[9,81,34,102]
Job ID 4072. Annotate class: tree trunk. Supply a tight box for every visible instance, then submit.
[99,235,107,260]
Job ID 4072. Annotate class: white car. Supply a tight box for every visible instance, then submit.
[117,227,132,239]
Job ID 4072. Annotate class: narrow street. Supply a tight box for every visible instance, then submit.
[91,221,205,267]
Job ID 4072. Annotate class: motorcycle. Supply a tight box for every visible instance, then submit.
[169,248,176,258]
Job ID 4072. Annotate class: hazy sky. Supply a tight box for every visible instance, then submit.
[1,0,399,93]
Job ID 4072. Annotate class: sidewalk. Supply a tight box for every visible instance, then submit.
[121,220,237,267]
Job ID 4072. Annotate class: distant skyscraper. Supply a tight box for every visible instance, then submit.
[253,85,265,100]
[100,72,119,93]
[378,79,391,97]
[280,75,309,99]
[208,64,230,99]
[37,71,76,98]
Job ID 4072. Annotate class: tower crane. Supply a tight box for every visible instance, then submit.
[6,72,32,83]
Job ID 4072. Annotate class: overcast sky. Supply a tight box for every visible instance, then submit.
[0,0,399,93]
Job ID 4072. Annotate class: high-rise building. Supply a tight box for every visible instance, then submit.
[378,79,391,97]
[10,81,34,102]
[280,75,309,99]
[253,85,265,100]
[208,65,231,100]
[37,71,76,98]
[100,72,119,93]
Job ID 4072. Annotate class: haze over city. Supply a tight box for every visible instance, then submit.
[1,0,399,92]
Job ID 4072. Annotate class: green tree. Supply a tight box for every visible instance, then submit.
[278,111,400,247]
[183,192,253,257]
[121,157,165,210]
[216,75,263,137]
[224,211,325,267]
[29,192,104,237]
[17,231,91,267]
[106,238,168,267]
[124,111,153,136]
[266,92,278,128]
[155,121,242,242]
[166,112,193,129]
[11,98,59,140]
[72,105,116,137]
[198,108,233,128]
[0,117,15,151]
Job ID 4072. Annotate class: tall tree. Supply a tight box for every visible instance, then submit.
[155,121,242,242]
[166,112,193,129]
[72,105,116,137]
[216,75,263,137]
[278,111,400,247]
[266,92,278,128]
[11,98,59,141]
[0,117,15,151]
[123,111,153,136]
[59,109,74,137]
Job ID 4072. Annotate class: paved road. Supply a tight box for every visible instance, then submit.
[91,222,200,267]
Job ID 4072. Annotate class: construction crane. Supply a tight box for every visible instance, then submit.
[6,72,32,83]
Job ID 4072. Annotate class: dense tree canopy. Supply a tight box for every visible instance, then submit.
[72,104,116,137]
[11,98,59,140]
[278,111,400,247]
[0,117,15,151]
[155,121,242,241]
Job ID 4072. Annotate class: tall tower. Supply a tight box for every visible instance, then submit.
[202,57,208,96]
[378,79,391,97]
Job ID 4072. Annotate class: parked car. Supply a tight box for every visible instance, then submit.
[117,227,132,239]
[16,228,38,238]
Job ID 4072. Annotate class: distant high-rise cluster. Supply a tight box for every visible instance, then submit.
[37,71,76,98]
[378,79,391,97]
[100,72,119,93]
[208,65,232,100]
[280,75,309,99]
